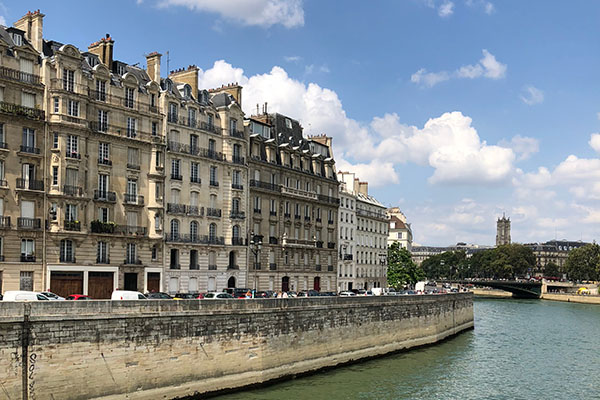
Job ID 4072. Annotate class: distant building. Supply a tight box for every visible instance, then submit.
[496,214,511,246]
[525,240,589,275]
[387,207,412,251]
[411,243,493,265]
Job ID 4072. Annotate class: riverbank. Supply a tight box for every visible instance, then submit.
[541,293,600,304]
[471,288,513,298]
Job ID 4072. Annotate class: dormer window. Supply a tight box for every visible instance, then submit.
[184,85,191,98]
[11,33,22,46]
[285,118,292,129]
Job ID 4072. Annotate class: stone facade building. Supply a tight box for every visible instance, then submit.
[496,214,511,246]
[247,112,339,292]
[337,172,387,290]
[387,207,413,251]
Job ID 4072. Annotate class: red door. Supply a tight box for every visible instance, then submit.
[313,277,321,292]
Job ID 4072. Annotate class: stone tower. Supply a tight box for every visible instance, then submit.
[496,214,511,246]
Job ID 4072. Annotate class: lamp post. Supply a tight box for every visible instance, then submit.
[379,253,387,288]
[249,232,262,293]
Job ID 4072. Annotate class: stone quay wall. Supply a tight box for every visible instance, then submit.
[0,293,473,400]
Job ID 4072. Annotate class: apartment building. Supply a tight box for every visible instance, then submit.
[160,63,249,293]
[247,111,339,292]
[337,172,387,290]
[0,15,46,293]
[387,207,413,251]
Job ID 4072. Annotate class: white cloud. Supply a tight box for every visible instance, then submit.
[411,68,450,87]
[412,49,506,87]
[484,2,495,14]
[158,0,304,28]
[284,55,302,63]
[589,133,600,153]
[465,0,495,14]
[438,1,454,17]
[501,135,539,160]
[336,159,399,188]
[553,155,600,182]
[0,16,5,26]
[520,85,544,105]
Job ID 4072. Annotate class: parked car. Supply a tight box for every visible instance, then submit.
[286,291,297,298]
[111,290,147,300]
[322,291,337,296]
[145,292,172,300]
[297,291,307,297]
[203,292,234,299]
[339,291,356,296]
[40,291,65,300]
[3,291,50,301]
[65,294,91,300]
[223,288,251,298]
[173,293,198,300]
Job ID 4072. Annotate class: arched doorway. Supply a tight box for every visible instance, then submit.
[313,277,321,292]
[227,276,236,288]
[282,276,290,292]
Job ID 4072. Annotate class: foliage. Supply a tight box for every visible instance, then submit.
[387,242,425,289]
[564,244,600,282]
[543,261,560,278]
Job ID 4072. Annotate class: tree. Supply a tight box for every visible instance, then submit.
[565,244,600,282]
[543,261,560,278]
[387,242,425,289]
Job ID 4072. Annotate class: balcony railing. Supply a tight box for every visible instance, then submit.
[63,185,83,197]
[124,258,143,265]
[93,190,116,202]
[187,206,204,216]
[209,180,219,187]
[17,217,41,229]
[250,180,280,192]
[316,241,324,248]
[64,220,81,231]
[254,208,261,214]
[269,236,278,245]
[0,216,10,228]
[232,183,243,190]
[98,158,112,166]
[227,264,240,270]
[328,265,334,271]
[200,122,222,134]
[232,155,245,165]
[165,233,225,245]
[21,254,36,262]
[0,102,44,120]
[191,176,201,184]
[96,256,110,264]
[318,194,340,205]
[356,208,388,220]
[269,263,277,270]
[281,186,318,201]
[19,145,40,154]
[90,221,147,236]
[230,211,245,219]
[65,151,81,159]
[316,265,322,271]
[232,237,245,246]
[170,173,182,181]
[124,193,144,206]
[207,208,221,218]
[59,255,76,263]
[0,66,42,85]
[230,129,245,139]
[343,254,353,261]
[208,264,217,270]
[167,203,187,214]
[328,242,336,249]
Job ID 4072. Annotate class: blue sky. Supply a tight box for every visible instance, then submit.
[3,0,600,246]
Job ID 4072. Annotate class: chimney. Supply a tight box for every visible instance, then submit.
[146,52,162,83]
[208,83,243,108]
[169,65,199,97]
[88,34,114,68]
[14,10,45,53]
[358,182,369,196]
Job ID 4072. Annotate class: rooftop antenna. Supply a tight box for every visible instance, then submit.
[256,103,259,115]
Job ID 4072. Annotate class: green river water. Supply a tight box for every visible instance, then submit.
[212,298,600,400]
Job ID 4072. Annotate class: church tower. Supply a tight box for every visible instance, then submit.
[496,214,511,246]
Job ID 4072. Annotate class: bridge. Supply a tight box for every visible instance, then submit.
[447,280,543,298]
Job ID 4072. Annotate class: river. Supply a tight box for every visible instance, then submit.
[212,298,600,399]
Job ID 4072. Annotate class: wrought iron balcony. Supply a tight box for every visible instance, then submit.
[63,185,83,197]
[170,173,182,181]
[318,194,340,205]
[209,180,219,187]
[250,179,280,192]
[169,263,181,270]
[270,211,277,216]
[124,193,144,206]
[316,241,324,248]
[0,102,44,120]
[93,190,116,202]
[187,206,203,216]
[232,183,243,190]
[127,163,140,170]
[98,158,112,166]
[90,221,147,236]
[230,129,245,139]
[165,233,224,245]
[284,213,291,219]
[328,242,336,249]
[316,265,322,271]
[232,155,245,165]
[230,211,245,219]
[207,208,222,217]
[21,254,36,262]
[0,66,42,85]
[254,208,262,214]
[167,203,187,214]
[167,113,178,123]
[17,217,41,229]
[200,122,222,134]
[208,264,217,270]
[19,145,40,154]
[0,216,10,228]
[232,237,245,246]
[328,265,334,271]
[227,264,240,270]
[59,255,76,263]
[16,179,44,191]
[269,263,277,270]
[191,176,201,184]
[269,236,278,245]
[65,151,81,159]
[343,254,353,261]
[64,220,81,231]
[124,258,143,265]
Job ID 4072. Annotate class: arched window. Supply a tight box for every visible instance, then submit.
[209,223,217,241]
[190,221,198,241]
[170,219,179,239]
[227,276,236,288]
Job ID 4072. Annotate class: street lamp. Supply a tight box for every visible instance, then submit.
[249,231,262,271]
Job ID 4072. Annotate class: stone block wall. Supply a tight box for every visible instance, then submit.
[0,293,473,399]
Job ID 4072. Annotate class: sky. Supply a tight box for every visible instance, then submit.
[2,0,600,247]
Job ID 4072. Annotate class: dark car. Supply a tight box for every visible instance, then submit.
[173,293,198,300]
[223,288,251,298]
[145,292,173,300]
[66,294,91,300]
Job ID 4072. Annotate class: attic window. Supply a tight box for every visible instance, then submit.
[285,118,292,129]
[87,56,98,67]
[184,86,191,98]
[117,65,126,76]
[11,33,22,46]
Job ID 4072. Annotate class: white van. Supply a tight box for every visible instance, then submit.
[3,291,50,301]
[111,290,147,300]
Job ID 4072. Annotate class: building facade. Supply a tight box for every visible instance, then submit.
[525,240,588,276]
[247,112,339,292]
[387,207,413,251]
[496,214,511,246]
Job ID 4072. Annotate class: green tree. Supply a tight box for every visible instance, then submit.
[387,242,425,289]
[543,261,560,278]
[565,244,600,282]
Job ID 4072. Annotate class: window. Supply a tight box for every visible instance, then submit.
[22,128,35,149]
[190,191,199,207]
[98,207,109,223]
[190,162,199,183]
[208,139,216,153]
[95,80,106,101]
[67,100,79,117]
[151,93,156,107]
[53,97,59,113]
[125,87,135,108]
[232,170,241,187]
[49,203,57,221]
[126,243,137,264]
[20,271,33,291]
[190,221,199,240]
[152,122,158,136]
[98,142,110,162]
[155,151,162,168]
[97,241,109,263]
[151,245,157,260]
[60,239,75,262]
[52,166,58,186]
[190,134,199,151]
[21,239,35,262]
[232,198,241,213]
[65,168,79,190]
[188,108,196,127]
[126,178,137,196]
[154,213,161,232]
[63,69,75,92]
[170,219,179,238]
[169,103,178,120]
[253,196,260,212]
[66,135,78,156]
[155,182,162,201]
[270,199,277,214]
[210,166,217,185]
[65,204,77,222]
[170,189,180,204]
[171,159,181,178]
[12,33,23,46]
[190,249,198,270]
[98,110,108,132]
[230,118,237,133]
[209,223,217,240]
[126,117,137,138]
[98,174,109,195]
[127,147,139,169]
[207,114,214,128]
[285,118,292,129]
